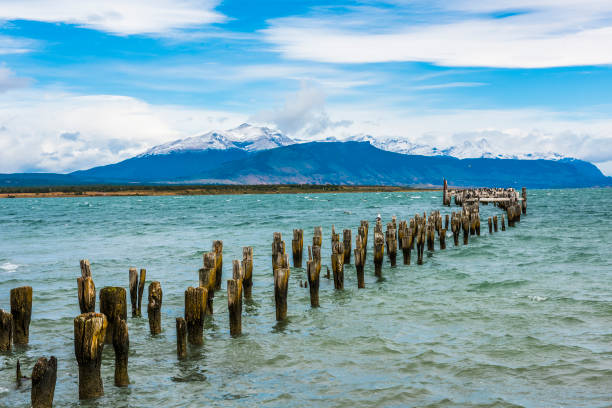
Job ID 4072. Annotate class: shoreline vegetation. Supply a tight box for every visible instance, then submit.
[0,184,439,198]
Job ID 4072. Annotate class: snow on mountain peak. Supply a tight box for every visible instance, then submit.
[141,124,295,156]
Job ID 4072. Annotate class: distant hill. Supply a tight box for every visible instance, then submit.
[1,141,610,188]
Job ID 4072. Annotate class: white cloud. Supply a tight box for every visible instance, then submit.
[262,0,612,68]
[0,64,30,92]
[0,34,35,54]
[0,89,245,173]
[0,0,225,36]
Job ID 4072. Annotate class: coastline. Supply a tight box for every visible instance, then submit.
[0,184,439,198]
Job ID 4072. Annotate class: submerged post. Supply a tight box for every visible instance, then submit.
[185,287,207,345]
[147,282,162,335]
[307,260,320,307]
[292,229,304,268]
[213,240,223,291]
[343,229,352,264]
[137,269,146,317]
[242,247,254,298]
[227,278,242,337]
[176,317,187,359]
[493,215,498,232]
[11,286,32,345]
[386,224,397,266]
[74,312,107,400]
[129,268,138,317]
[331,241,344,290]
[31,356,57,408]
[354,235,365,288]
[374,232,384,277]
[0,309,12,351]
[501,214,506,231]
[112,319,129,387]
[78,261,96,314]
[99,287,127,344]
[274,268,290,321]
[313,226,323,247]
[200,252,216,314]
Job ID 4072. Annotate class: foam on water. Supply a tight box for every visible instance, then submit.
[0,262,18,272]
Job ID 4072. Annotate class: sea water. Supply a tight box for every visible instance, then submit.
[0,189,611,407]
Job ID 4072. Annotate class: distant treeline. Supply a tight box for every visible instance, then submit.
[0,184,428,195]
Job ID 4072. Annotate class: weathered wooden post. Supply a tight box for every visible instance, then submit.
[200,252,216,314]
[291,229,303,268]
[112,319,129,387]
[307,260,320,306]
[462,215,469,245]
[373,232,384,277]
[343,229,352,264]
[475,214,481,236]
[451,215,460,246]
[439,229,447,250]
[313,226,323,247]
[185,287,207,345]
[501,214,506,231]
[0,309,12,351]
[360,220,369,260]
[242,247,253,298]
[99,287,127,344]
[312,245,321,276]
[274,267,290,321]
[354,235,365,288]
[488,217,493,234]
[426,224,435,252]
[16,359,23,387]
[522,187,527,215]
[213,241,223,291]
[176,317,187,359]
[11,286,32,345]
[331,241,345,290]
[401,228,412,265]
[272,232,286,272]
[129,268,138,317]
[137,269,146,317]
[74,312,107,399]
[493,215,498,232]
[147,282,162,335]
[78,260,96,314]
[31,356,57,408]
[445,214,449,230]
[417,226,425,265]
[227,276,242,337]
[386,224,397,266]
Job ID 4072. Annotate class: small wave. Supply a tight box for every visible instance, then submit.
[0,262,18,272]
[0,386,8,393]
[528,295,548,302]
[468,279,529,291]
[412,195,421,199]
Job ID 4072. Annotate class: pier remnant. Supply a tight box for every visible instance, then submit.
[176,317,187,359]
[307,260,320,307]
[242,247,254,298]
[10,286,32,344]
[343,229,352,264]
[74,312,107,399]
[313,226,323,247]
[227,277,242,337]
[99,287,127,344]
[0,310,12,351]
[331,240,345,289]
[129,268,138,317]
[386,223,397,266]
[112,319,129,387]
[274,267,290,321]
[78,260,96,314]
[147,282,162,335]
[185,287,207,345]
[137,269,146,317]
[292,229,304,268]
[213,241,223,291]
[200,252,216,314]
[31,356,57,408]
[354,234,365,288]
[374,232,384,277]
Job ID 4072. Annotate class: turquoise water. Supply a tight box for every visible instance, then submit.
[1,189,611,407]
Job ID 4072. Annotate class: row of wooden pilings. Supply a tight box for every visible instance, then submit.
[0,203,524,405]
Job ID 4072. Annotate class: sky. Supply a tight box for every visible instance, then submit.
[1,0,612,175]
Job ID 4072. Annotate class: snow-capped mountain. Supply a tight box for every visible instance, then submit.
[141,123,295,156]
[141,123,565,161]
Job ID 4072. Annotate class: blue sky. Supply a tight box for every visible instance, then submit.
[1,0,612,174]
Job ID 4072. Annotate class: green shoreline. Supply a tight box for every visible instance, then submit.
[0,184,439,198]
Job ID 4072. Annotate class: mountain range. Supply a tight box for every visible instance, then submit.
[1,124,610,188]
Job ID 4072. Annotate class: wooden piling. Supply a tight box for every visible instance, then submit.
[374,232,384,277]
[292,229,304,268]
[493,215,498,232]
[445,214,449,230]
[74,312,107,399]
[10,286,32,345]
[416,226,425,265]
[307,260,320,306]
[522,187,527,215]
[439,228,447,250]
[80,259,91,278]
[343,229,352,264]
[401,228,412,265]
[129,268,138,317]
[331,241,345,289]
[213,241,223,291]
[0,309,12,351]
[77,275,96,314]
[242,247,254,298]
[147,282,162,335]
[386,224,397,266]
[274,267,290,321]
[501,214,506,231]
[137,269,146,317]
[200,252,216,314]
[272,232,287,272]
[16,359,22,387]
[312,245,321,276]
[227,278,242,337]
[175,317,187,359]
[184,287,207,345]
[354,235,365,288]
[462,215,469,245]
[31,356,57,408]
[99,287,127,344]
[360,221,369,261]
[488,217,493,234]
[112,319,129,387]
[426,224,435,252]
[313,226,322,247]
